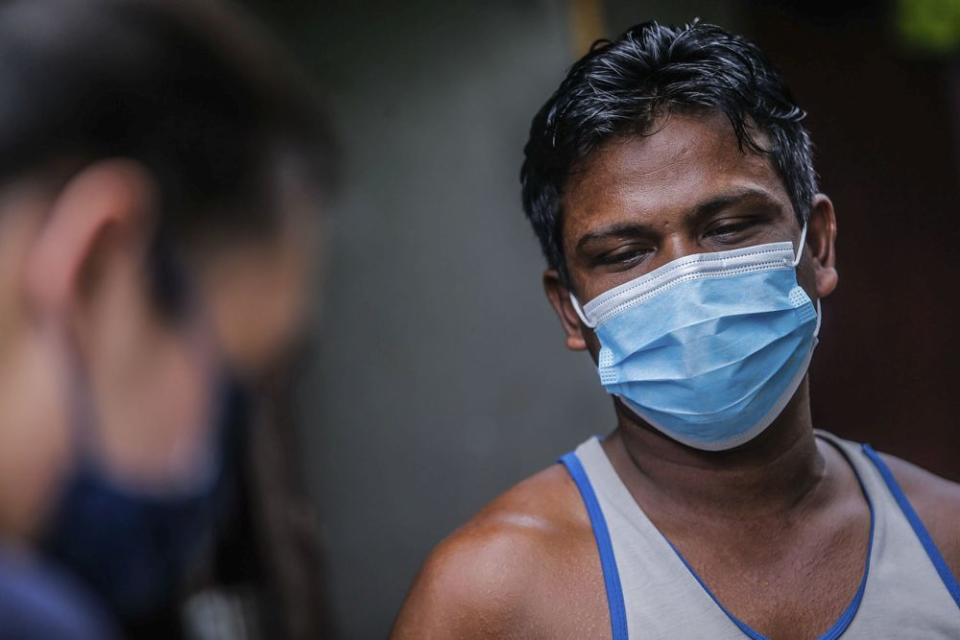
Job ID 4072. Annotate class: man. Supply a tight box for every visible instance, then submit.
[0,0,331,636]
[392,21,960,639]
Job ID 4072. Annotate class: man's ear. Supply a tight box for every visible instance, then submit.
[805,194,838,300]
[543,269,589,351]
[23,160,157,317]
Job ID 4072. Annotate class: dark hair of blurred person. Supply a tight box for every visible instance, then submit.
[0,0,334,638]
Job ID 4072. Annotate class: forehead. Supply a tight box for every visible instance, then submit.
[561,112,792,238]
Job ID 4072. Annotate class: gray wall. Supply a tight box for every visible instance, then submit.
[279,2,604,637]
[243,1,741,637]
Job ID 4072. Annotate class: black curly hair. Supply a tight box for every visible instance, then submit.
[521,20,817,283]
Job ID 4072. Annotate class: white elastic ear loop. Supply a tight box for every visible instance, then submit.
[794,221,823,338]
[568,292,597,329]
[813,298,823,337]
[793,221,809,267]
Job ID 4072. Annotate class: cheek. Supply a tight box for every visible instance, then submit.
[202,244,311,376]
[249,258,309,358]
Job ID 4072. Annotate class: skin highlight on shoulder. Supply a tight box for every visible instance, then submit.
[391,464,609,640]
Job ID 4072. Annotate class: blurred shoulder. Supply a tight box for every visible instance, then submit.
[0,547,117,640]
[875,450,960,575]
[391,463,605,640]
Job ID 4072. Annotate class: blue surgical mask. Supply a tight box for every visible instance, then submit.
[40,374,246,621]
[571,227,820,451]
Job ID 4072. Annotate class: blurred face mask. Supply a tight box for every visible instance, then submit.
[39,369,245,621]
[571,226,820,451]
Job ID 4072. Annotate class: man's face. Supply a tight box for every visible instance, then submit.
[556,111,821,354]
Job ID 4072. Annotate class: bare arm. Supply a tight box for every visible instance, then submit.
[391,465,608,640]
[390,524,536,640]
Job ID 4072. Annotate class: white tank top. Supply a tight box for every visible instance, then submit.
[560,431,960,639]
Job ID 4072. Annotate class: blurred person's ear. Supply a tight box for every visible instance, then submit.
[23,160,156,322]
[0,161,157,540]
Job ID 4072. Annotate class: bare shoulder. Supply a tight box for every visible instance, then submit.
[877,451,960,575]
[390,463,606,640]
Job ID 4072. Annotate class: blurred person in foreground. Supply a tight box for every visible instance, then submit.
[393,21,960,639]
[0,0,333,637]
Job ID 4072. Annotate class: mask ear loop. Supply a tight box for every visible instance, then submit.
[794,221,824,338]
[568,292,597,329]
[813,299,823,338]
[793,221,809,267]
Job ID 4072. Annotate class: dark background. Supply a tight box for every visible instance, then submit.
[239,1,960,637]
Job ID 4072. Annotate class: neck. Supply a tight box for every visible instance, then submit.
[80,302,215,485]
[606,379,827,521]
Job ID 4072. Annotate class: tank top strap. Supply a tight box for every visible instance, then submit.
[561,437,745,640]
[816,430,960,609]
[562,433,960,639]
[814,430,890,505]
[560,445,628,640]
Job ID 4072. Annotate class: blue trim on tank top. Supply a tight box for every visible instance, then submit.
[560,451,629,640]
[563,436,876,640]
[861,444,960,609]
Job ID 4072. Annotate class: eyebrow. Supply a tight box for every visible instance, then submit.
[574,186,780,252]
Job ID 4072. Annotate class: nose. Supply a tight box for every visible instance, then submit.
[650,232,701,271]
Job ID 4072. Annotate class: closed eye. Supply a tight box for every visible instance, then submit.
[704,218,761,241]
[596,247,652,269]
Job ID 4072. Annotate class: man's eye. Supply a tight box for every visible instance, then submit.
[601,249,649,266]
[705,220,755,238]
